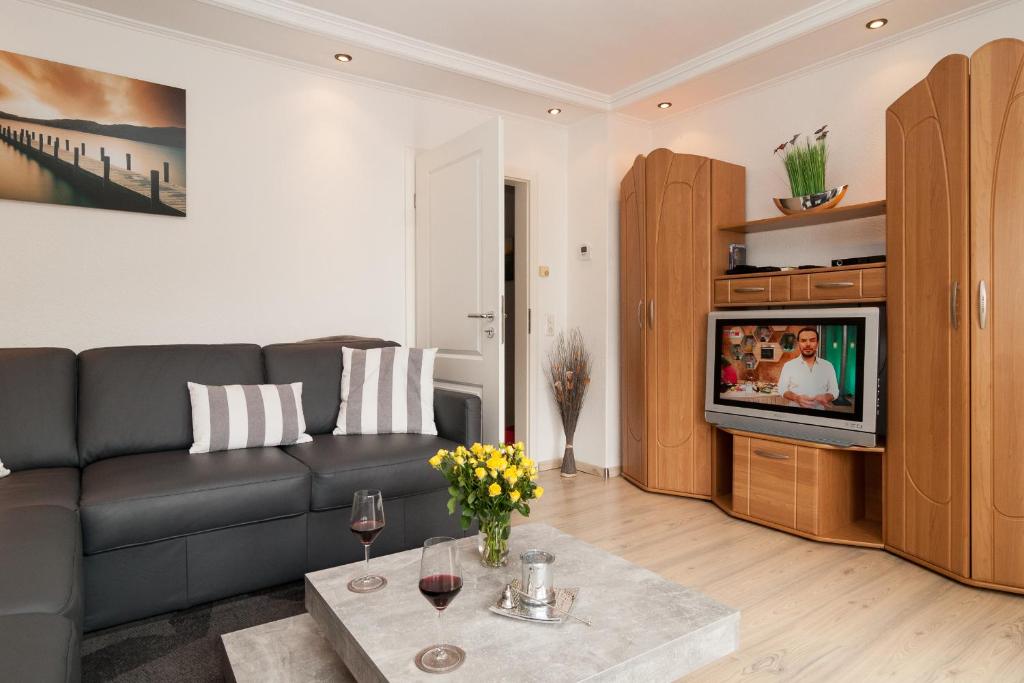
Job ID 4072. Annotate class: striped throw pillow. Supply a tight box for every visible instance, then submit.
[334,347,437,435]
[187,382,313,454]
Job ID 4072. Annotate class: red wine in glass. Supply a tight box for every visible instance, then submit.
[415,537,465,673]
[347,490,386,593]
[418,573,463,610]
[350,519,385,545]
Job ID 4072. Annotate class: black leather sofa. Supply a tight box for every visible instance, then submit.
[0,341,480,683]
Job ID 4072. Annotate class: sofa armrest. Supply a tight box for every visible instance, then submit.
[433,389,481,445]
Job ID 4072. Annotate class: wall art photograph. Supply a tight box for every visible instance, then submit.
[0,50,185,216]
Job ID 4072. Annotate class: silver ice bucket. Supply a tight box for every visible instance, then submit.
[520,549,556,605]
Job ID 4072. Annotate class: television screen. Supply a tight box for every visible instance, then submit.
[712,317,866,423]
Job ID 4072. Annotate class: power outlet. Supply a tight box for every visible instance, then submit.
[545,314,555,337]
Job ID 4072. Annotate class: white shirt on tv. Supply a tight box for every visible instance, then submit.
[777,356,839,407]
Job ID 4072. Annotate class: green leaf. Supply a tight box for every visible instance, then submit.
[446,497,455,515]
[459,516,471,530]
[448,486,458,497]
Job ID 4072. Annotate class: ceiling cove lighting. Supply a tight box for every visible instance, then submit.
[547,108,562,115]
[865,18,888,29]
[657,102,673,109]
[334,53,353,62]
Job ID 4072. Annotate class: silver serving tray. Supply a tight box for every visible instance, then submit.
[488,578,579,624]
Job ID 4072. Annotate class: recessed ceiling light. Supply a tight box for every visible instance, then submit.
[657,102,672,109]
[865,18,887,29]
[334,53,353,62]
[547,108,562,115]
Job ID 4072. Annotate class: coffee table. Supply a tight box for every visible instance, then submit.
[224,523,738,682]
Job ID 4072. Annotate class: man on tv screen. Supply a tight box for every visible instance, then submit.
[777,327,838,409]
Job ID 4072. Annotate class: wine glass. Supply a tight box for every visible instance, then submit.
[347,489,387,593]
[415,536,466,673]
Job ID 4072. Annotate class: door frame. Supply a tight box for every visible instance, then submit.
[505,172,532,450]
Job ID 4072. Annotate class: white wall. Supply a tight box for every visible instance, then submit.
[0,1,569,460]
[653,0,1024,267]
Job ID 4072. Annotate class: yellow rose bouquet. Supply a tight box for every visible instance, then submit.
[428,442,543,567]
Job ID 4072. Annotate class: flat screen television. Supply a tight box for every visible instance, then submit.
[705,307,884,447]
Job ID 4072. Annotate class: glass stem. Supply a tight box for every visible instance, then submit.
[436,609,448,659]
[364,544,371,578]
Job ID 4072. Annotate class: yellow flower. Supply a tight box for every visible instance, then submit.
[488,482,502,497]
[521,457,534,468]
[428,454,443,468]
[504,445,515,456]
[503,466,520,484]
[485,455,506,472]
[483,444,495,454]
[514,441,525,451]
[470,443,484,456]
[489,469,498,478]
[475,467,487,480]
[469,457,478,466]
[510,490,521,503]
[454,455,465,466]
[534,486,545,499]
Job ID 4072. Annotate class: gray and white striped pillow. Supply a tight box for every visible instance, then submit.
[187,382,313,454]
[334,347,437,435]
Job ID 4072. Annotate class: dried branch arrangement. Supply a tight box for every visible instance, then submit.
[547,328,592,477]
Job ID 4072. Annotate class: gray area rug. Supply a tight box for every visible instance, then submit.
[82,582,305,682]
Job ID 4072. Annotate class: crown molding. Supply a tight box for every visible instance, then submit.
[610,0,887,108]
[651,0,1019,123]
[195,0,611,109]
[15,0,575,130]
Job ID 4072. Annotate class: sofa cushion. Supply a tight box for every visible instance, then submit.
[80,447,311,553]
[0,506,82,624]
[0,348,78,470]
[283,433,453,511]
[0,614,79,683]
[77,344,264,465]
[0,468,80,512]
[263,340,399,435]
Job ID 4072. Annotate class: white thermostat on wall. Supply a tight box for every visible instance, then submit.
[578,243,592,260]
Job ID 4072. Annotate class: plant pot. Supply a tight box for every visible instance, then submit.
[773,184,848,215]
[560,443,577,479]
[477,512,511,567]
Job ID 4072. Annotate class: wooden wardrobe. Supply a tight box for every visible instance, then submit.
[886,38,1024,592]
[619,149,744,497]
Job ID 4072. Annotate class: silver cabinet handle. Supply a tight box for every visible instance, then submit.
[753,449,791,460]
[648,300,655,328]
[734,286,766,293]
[979,280,988,330]
[814,281,856,289]
[636,301,643,329]
[467,312,495,321]
[951,281,960,330]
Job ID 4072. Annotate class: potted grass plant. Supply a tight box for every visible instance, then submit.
[773,125,847,215]
[548,328,592,478]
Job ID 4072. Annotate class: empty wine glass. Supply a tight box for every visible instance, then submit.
[347,489,387,593]
[415,536,465,673]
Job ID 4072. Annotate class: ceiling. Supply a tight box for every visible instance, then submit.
[44,0,1003,123]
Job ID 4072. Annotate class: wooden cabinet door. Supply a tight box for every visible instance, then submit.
[970,38,1024,589]
[885,54,971,576]
[645,150,711,495]
[620,155,647,486]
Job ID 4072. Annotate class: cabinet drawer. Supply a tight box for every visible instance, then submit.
[809,270,862,299]
[770,276,791,302]
[748,438,797,528]
[862,267,886,298]
[729,278,771,303]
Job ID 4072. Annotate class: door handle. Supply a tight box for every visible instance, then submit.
[734,286,766,293]
[753,449,791,460]
[648,300,655,328]
[636,301,643,329]
[814,281,856,289]
[467,312,495,321]
[978,280,988,330]
[951,281,959,330]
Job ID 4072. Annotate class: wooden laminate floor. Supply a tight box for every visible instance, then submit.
[518,471,1024,682]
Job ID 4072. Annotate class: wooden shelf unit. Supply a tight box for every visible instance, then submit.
[714,262,886,307]
[711,427,884,548]
[718,199,886,234]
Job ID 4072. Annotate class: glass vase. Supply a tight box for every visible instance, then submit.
[477,512,511,567]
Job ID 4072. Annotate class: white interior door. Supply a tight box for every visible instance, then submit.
[416,118,504,443]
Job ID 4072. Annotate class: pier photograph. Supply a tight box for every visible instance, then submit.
[0,49,186,216]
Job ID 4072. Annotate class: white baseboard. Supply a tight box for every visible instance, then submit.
[538,458,620,479]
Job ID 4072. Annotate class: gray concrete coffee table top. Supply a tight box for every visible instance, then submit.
[304,522,738,682]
